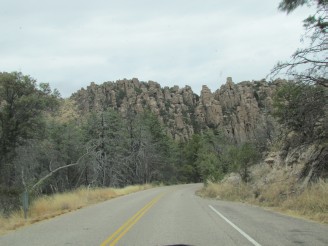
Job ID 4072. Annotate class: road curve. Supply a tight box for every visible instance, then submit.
[0,184,327,246]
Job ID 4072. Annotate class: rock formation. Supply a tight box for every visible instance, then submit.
[72,77,284,143]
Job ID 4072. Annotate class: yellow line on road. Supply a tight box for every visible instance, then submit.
[100,193,163,246]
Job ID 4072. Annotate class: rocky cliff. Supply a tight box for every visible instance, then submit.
[72,77,284,143]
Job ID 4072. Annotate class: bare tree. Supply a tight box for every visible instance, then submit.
[271,0,327,87]
[29,147,93,193]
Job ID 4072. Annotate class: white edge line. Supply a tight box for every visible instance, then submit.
[209,205,262,246]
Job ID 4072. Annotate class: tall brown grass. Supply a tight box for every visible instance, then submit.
[0,184,153,235]
[198,182,253,201]
[200,180,328,224]
[281,180,328,222]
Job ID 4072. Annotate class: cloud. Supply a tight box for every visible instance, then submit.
[0,0,312,97]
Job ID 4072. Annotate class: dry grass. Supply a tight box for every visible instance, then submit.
[0,212,27,233]
[0,184,153,235]
[114,184,153,196]
[281,180,328,223]
[255,178,297,207]
[199,180,328,224]
[198,182,253,202]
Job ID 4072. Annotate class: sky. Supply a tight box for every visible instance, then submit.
[0,0,312,97]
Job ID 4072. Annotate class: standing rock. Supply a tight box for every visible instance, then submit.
[72,77,283,142]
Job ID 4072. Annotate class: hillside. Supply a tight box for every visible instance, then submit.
[72,77,327,182]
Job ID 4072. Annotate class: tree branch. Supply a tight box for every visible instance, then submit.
[30,146,94,192]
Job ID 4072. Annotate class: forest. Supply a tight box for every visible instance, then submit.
[0,71,264,214]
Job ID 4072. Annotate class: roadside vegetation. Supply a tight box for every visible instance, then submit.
[0,184,152,235]
[199,178,328,223]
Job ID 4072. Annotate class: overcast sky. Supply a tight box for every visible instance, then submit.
[0,0,311,97]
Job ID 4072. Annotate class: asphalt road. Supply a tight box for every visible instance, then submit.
[0,184,327,246]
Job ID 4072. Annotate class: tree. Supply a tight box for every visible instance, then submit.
[13,139,92,194]
[178,134,202,183]
[83,110,127,187]
[228,143,260,182]
[124,111,173,185]
[196,130,228,183]
[45,120,85,191]
[271,0,327,87]
[197,152,222,184]
[0,72,59,186]
[273,81,326,140]
[237,143,260,182]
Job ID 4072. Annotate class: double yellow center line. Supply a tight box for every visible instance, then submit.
[100,193,164,246]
